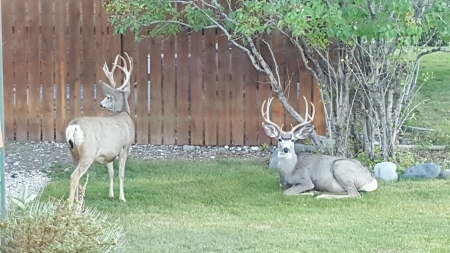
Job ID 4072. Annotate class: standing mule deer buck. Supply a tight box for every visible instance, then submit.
[65,53,135,203]
[261,97,378,199]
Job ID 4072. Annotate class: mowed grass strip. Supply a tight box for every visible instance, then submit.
[42,159,450,253]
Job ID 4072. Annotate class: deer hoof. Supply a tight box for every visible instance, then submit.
[119,197,126,202]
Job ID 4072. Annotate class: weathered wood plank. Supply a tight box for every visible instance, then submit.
[175,31,190,145]
[40,0,55,141]
[55,0,67,142]
[190,31,204,145]
[14,0,28,141]
[216,31,231,145]
[81,0,95,117]
[2,0,14,140]
[203,30,217,145]
[230,46,244,145]
[27,0,42,140]
[162,35,176,145]
[149,36,163,144]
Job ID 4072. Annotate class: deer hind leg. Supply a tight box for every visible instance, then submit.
[316,165,361,200]
[107,162,114,199]
[69,158,94,204]
[118,147,129,202]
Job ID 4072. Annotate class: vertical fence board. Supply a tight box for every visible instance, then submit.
[94,0,107,117]
[81,0,95,117]
[122,32,137,132]
[55,0,67,142]
[67,0,82,120]
[299,66,313,122]
[285,45,300,129]
[149,36,163,144]
[203,30,217,145]
[256,35,273,145]
[217,32,231,145]
[230,46,244,145]
[162,35,176,145]
[2,0,14,140]
[270,32,285,129]
[312,79,326,136]
[40,0,55,140]
[175,32,190,145]
[14,0,28,141]
[27,0,42,140]
[135,39,149,144]
[244,55,258,145]
[190,31,204,145]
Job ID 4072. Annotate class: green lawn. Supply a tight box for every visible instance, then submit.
[41,159,450,253]
[406,51,450,144]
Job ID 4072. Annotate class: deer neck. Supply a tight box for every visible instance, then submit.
[113,93,130,114]
[277,152,297,173]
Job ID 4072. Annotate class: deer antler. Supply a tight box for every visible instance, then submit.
[261,97,283,133]
[291,96,316,133]
[115,52,133,91]
[102,54,120,88]
[102,52,133,90]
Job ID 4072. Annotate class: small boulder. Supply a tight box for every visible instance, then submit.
[401,163,441,179]
[182,145,195,152]
[439,169,450,180]
[374,162,398,181]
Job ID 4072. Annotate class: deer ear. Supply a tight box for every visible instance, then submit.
[262,122,280,138]
[98,80,115,96]
[293,125,314,139]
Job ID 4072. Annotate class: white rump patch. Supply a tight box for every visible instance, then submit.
[360,178,378,192]
[65,124,85,146]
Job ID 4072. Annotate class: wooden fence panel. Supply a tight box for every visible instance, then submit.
[217,31,231,145]
[40,0,55,141]
[2,0,14,140]
[2,0,325,145]
[176,31,190,145]
[190,31,204,145]
[28,0,42,141]
[149,36,163,144]
[203,30,217,145]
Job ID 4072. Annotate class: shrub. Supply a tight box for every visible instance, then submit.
[1,176,126,253]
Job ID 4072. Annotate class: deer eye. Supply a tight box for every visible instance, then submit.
[291,139,295,142]
[278,138,282,142]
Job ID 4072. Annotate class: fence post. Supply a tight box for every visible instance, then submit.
[0,0,7,249]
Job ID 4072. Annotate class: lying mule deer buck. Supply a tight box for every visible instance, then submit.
[65,53,135,203]
[261,97,378,199]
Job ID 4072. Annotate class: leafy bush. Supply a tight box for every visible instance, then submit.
[1,176,126,253]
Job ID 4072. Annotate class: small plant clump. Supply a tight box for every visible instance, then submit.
[258,143,270,152]
[0,175,126,253]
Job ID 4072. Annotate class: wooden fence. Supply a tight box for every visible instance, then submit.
[1,0,325,146]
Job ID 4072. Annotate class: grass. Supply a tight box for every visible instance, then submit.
[41,159,450,253]
[405,51,450,144]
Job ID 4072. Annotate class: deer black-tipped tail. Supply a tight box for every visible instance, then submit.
[65,125,80,149]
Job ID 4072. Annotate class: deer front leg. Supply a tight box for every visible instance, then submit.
[107,162,114,199]
[118,148,129,202]
[284,181,315,196]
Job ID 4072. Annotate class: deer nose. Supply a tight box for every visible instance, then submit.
[282,147,290,153]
